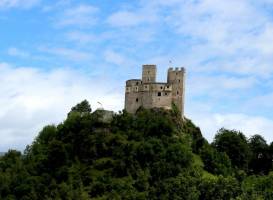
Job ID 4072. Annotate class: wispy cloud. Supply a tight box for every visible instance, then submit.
[39,46,92,61]
[65,31,96,44]
[107,10,157,27]
[55,4,98,27]
[104,50,126,65]
[0,0,40,9]
[7,47,29,58]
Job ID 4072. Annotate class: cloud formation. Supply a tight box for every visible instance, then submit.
[0,0,39,9]
[55,4,98,27]
[0,62,123,151]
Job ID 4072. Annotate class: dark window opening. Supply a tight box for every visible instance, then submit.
[158,92,161,96]
[160,86,163,89]
[136,98,139,102]
[176,72,178,75]
[136,82,139,85]
[165,92,168,96]
[178,80,180,83]
[177,91,179,95]
[167,86,169,88]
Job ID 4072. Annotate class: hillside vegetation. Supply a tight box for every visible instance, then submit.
[1,100,273,200]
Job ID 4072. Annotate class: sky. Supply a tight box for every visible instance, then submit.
[1,0,273,151]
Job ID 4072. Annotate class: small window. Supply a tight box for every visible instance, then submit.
[147,78,150,81]
[160,86,163,89]
[165,92,168,96]
[158,92,161,96]
[167,86,169,88]
[176,72,178,75]
[136,82,139,85]
[177,91,179,95]
[136,98,139,102]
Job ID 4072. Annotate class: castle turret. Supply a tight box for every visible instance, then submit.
[142,65,156,83]
[167,67,186,116]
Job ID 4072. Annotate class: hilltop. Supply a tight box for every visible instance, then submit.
[0,100,273,200]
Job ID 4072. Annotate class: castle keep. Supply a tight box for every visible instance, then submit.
[125,65,185,116]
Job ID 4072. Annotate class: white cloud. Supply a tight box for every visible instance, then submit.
[0,0,39,9]
[65,31,96,43]
[39,46,92,61]
[189,75,257,96]
[7,47,29,58]
[190,112,273,144]
[107,10,157,27]
[0,62,123,151]
[104,50,126,65]
[55,4,98,27]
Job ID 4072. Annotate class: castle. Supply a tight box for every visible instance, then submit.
[125,64,185,116]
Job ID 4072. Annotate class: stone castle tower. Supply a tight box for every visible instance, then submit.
[125,64,185,116]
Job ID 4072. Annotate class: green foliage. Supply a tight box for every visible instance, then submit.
[68,100,92,116]
[213,128,251,170]
[1,100,273,199]
[248,135,271,175]
[199,176,241,200]
[200,143,232,176]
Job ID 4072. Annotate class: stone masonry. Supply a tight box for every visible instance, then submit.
[125,64,185,116]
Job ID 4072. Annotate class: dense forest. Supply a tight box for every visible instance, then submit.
[1,100,273,200]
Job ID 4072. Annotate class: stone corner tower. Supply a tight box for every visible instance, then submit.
[125,64,186,117]
[167,67,186,116]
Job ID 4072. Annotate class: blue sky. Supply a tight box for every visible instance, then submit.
[1,0,273,151]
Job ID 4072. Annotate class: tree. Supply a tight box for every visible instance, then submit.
[248,135,271,174]
[199,176,240,200]
[212,128,251,170]
[200,144,232,176]
[68,100,91,116]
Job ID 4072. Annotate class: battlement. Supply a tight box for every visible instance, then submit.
[168,67,186,72]
[143,64,156,67]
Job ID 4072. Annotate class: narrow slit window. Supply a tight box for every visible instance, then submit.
[136,98,139,102]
